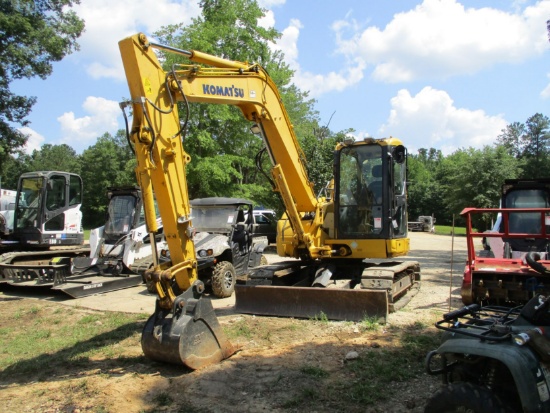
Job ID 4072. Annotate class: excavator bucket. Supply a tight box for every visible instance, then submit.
[141,282,235,370]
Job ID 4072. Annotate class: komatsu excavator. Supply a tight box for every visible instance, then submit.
[118,33,420,369]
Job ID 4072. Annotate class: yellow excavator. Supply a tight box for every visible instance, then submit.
[118,33,420,369]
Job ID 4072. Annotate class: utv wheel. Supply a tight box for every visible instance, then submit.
[145,278,156,294]
[211,261,236,298]
[141,266,156,294]
[424,382,513,413]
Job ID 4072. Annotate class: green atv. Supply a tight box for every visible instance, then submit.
[425,281,550,412]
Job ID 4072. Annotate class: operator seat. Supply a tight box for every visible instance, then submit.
[232,209,249,254]
[368,164,383,205]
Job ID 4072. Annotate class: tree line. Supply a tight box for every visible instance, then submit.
[1,0,548,230]
[2,111,548,229]
[408,112,550,229]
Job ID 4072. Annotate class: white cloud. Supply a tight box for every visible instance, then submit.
[86,62,125,80]
[18,127,45,154]
[57,97,121,151]
[333,0,550,83]
[272,18,365,97]
[377,87,507,155]
[258,9,276,29]
[270,0,550,97]
[272,18,302,69]
[71,0,202,81]
[295,63,365,97]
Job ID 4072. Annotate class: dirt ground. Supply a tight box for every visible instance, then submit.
[0,231,468,413]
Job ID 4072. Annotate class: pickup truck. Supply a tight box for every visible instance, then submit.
[408,216,435,232]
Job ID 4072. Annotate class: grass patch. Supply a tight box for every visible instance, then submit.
[359,315,381,332]
[337,328,440,404]
[311,311,330,323]
[0,304,148,380]
[402,330,440,352]
[300,364,329,378]
[280,323,440,410]
[80,314,101,324]
[224,318,254,340]
[225,317,306,345]
[282,388,319,408]
[29,305,40,314]
[434,225,466,236]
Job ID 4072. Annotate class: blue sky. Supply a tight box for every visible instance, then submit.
[11,0,550,156]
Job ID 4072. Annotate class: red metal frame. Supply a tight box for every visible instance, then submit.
[460,207,550,305]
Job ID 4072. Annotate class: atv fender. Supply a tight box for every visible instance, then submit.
[429,338,550,412]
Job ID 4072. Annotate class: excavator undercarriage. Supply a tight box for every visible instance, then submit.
[236,259,420,323]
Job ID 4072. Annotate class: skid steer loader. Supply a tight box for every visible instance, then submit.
[1,184,166,297]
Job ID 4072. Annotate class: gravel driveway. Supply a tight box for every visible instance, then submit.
[2,231,469,323]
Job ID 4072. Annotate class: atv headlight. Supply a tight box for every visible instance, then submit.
[197,249,213,258]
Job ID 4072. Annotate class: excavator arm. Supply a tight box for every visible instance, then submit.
[119,33,240,369]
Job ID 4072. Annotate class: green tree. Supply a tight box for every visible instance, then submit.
[300,128,342,195]
[0,155,26,189]
[440,146,520,230]
[407,148,445,224]
[153,0,320,210]
[496,114,550,178]
[79,131,135,227]
[25,144,81,173]
[0,0,84,176]
[496,121,525,158]
[520,113,550,178]
[0,144,80,189]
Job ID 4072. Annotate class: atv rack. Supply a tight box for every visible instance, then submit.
[434,303,522,342]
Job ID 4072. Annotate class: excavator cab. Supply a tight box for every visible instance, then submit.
[333,139,408,258]
[325,138,409,259]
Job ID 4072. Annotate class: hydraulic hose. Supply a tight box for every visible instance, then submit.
[526,252,550,276]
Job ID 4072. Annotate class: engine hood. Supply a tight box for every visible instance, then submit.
[194,231,230,257]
